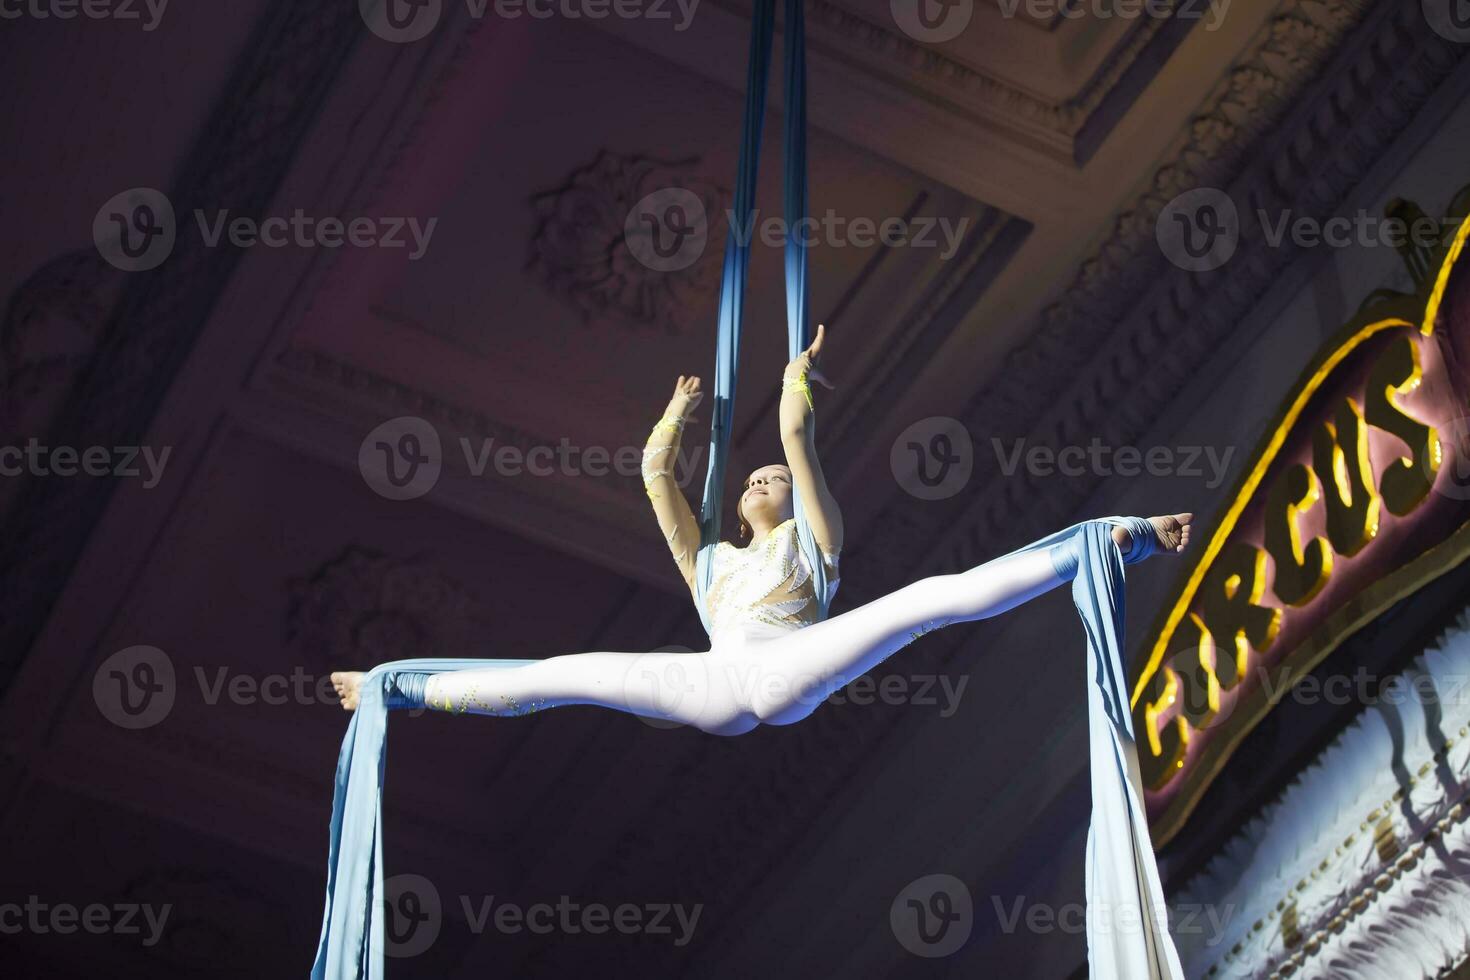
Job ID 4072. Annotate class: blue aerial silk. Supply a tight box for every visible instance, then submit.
[690,0,835,635]
[998,517,1187,978]
[310,0,1183,971]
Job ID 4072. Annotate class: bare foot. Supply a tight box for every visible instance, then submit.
[330,671,364,711]
[1112,513,1193,558]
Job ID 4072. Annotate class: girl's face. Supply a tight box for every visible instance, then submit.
[739,464,794,531]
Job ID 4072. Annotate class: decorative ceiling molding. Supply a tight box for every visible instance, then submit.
[526,149,729,332]
[285,544,479,672]
[272,344,654,511]
[793,0,1178,145]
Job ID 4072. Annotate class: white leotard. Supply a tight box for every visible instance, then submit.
[704,518,840,643]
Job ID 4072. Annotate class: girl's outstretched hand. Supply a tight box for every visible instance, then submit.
[668,374,704,418]
[785,322,836,390]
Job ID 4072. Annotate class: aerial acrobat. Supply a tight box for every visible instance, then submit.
[310,0,1191,974]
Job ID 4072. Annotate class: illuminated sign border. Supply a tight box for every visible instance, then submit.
[1131,192,1470,848]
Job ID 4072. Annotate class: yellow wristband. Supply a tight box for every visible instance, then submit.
[781,372,814,412]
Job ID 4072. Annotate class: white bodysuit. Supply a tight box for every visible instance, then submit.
[421,522,1078,736]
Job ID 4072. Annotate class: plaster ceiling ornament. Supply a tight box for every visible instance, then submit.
[285,545,478,671]
[0,250,120,443]
[527,149,729,333]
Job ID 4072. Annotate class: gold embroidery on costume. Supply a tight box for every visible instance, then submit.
[705,517,840,635]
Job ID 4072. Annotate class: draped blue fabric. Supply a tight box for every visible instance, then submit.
[988,516,1186,978]
[310,659,533,980]
[691,0,834,635]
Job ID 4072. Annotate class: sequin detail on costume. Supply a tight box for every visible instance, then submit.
[704,517,840,636]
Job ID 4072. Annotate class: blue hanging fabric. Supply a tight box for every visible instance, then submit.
[310,659,534,980]
[778,0,835,626]
[692,0,834,634]
[972,516,1187,977]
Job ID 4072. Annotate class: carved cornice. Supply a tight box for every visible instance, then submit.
[284,544,478,670]
[793,0,1178,142]
[273,345,653,508]
[526,149,728,332]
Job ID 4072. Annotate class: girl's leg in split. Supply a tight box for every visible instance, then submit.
[743,544,1075,726]
[334,651,762,737]
[744,515,1191,727]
